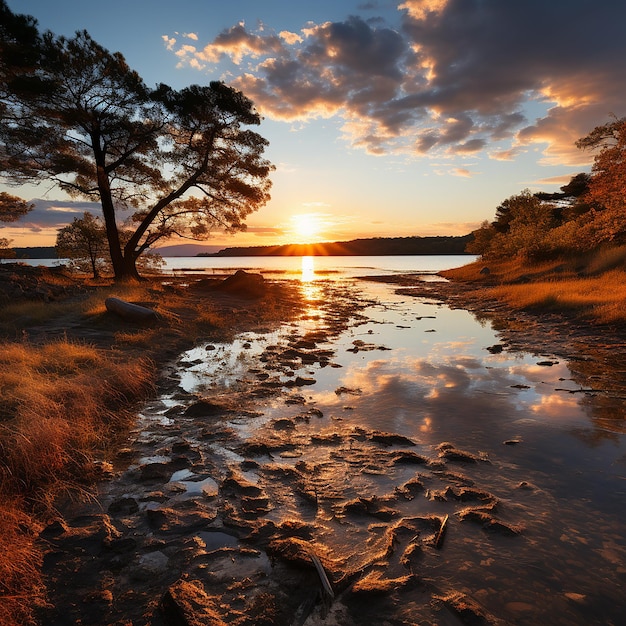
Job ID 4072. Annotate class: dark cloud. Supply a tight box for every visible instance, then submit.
[168,0,626,164]
[14,199,100,231]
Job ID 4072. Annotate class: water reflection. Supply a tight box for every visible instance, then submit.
[140,277,626,625]
[300,255,315,282]
[298,255,325,305]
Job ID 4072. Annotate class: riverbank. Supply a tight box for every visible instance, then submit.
[0,264,307,626]
[2,259,626,625]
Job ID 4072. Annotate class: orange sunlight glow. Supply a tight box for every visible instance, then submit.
[290,213,323,243]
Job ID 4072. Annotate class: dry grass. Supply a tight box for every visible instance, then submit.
[0,339,154,624]
[442,254,626,324]
[0,270,305,625]
[0,504,47,626]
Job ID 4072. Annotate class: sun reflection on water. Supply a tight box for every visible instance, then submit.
[301,255,315,282]
[299,255,323,302]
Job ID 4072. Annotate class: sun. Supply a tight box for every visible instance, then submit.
[291,213,323,242]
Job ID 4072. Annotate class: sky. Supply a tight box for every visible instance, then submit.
[3,0,626,251]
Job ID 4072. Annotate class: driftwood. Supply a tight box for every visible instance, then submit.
[308,549,335,600]
[105,297,159,323]
[434,514,449,549]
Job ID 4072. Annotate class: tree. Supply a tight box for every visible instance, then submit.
[0,6,273,281]
[575,118,626,245]
[0,191,33,260]
[474,190,559,260]
[466,220,497,256]
[0,191,33,222]
[56,212,107,278]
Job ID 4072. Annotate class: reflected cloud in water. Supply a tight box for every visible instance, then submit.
[308,346,593,447]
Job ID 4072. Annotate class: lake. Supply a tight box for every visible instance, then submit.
[14,253,476,278]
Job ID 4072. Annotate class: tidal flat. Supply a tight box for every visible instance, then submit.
[38,274,626,626]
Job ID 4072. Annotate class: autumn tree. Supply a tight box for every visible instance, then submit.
[575,117,626,245]
[0,4,273,280]
[470,190,558,260]
[56,212,107,278]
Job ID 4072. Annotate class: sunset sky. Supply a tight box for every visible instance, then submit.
[3,0,626,251]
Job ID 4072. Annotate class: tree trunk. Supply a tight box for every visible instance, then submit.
[118,251,143,282]
[92,137,125,279]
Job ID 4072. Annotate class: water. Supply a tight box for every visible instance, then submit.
[13,253,475,278]
[162,254,474,278]
[133,260,625,625]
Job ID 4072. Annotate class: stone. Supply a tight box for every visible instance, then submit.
[160,579,227,626]
[184,399,229,418]
[215,270,266,298]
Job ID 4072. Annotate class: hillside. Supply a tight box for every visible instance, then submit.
[204,235,473,257]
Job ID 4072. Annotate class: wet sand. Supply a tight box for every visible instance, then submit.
[37,274,626,626]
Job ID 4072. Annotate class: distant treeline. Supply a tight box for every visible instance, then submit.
[203,235,473,257]
[13,246,57,259]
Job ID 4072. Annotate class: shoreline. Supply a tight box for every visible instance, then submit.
[368,273,626,410]
[3,265,626,624]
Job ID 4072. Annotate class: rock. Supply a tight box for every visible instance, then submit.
[370,431,416,447]
[391,450,429,465]
[140,462,174,482]
[160,579,227,626]
[40,519,68,538]
[146,506,216,534]
[184,399,229,418]
[287,376,316,387]
[479,266,491,275]
[215,270,266,298]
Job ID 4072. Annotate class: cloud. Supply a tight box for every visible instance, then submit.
[536,174,581,187]
[162,35,176,51]
[164,1,626,165]
[451,167,473,178]
[245,226,285,236]
[196,21,285,65]
[2,199,101,233]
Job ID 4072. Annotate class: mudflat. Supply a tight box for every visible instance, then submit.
[3,266,625,626]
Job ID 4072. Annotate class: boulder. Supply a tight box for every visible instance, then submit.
[215,270,265,297]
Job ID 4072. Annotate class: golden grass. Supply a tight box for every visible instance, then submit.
[0,339,154,495]
[442,255,626,324]
[0,503,46,626]
[0,338,154,623]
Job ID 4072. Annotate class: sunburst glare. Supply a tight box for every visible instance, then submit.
[291,213,323,243]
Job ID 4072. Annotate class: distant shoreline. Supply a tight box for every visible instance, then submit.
[11,235,473,259]
[200,235,473,257]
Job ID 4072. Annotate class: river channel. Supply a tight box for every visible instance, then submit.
[42,271,626,626]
